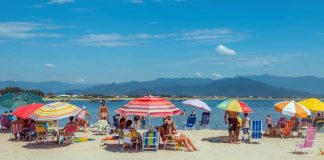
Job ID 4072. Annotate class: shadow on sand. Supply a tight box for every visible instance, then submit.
[22,142,70,149]
[201,136,229,143]
[103,143,142,153]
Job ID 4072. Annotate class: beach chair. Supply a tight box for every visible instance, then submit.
[10,123,23,140]
[96,120,109,135]
[276,120,294,138]
[250,120,263,143]
[185,115,196,130]
[0,115,11,129]
[35,125,54,146]
[113,116,119,127]
[60,124,78,145]
[163,134,183,151]
[199,112,210,129]
[142,131,160,151]
[121,128,139,151]
[316,120,324,132]
[295,126,317,154]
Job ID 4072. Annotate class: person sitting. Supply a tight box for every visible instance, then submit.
[312,112,322,127]
[115,117,127,138]
[161,116,199,152]
[123,120,142,148]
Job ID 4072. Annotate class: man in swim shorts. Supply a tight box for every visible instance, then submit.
[224,111,238,144]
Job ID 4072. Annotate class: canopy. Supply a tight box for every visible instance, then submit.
[30,102,81,121]
[299,98,324,112]
[116,95,181,117]
[13,103,44,119]
[182,99,211,112]
[275,101,311,118]
[217,99,253,113]
[0,92,44,109]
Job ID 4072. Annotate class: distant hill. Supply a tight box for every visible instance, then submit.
[67,78,313,97]
[69,78,214,95]
[237,74,324,95]
[0,81,93,93]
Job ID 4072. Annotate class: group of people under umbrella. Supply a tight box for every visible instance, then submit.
[1,92,324,153]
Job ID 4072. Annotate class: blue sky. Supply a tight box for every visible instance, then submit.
[0,0,324,84]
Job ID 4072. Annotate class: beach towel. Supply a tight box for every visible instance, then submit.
[72,137,95,143]
[144,131,157,146]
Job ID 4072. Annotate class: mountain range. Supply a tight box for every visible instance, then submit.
[0,75,323,97]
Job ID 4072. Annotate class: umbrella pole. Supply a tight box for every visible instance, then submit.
[148,115,151,129]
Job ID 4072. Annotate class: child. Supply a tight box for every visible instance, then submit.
[242,113,250,142]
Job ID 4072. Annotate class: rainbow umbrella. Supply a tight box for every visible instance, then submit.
[217,99,253,113]
[13,103,44,119]
[275,101,311,118]
[116,95,181,117]
[30,102,81,121]
[299,98,324,112]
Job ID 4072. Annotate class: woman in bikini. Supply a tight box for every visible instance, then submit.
[98,101,109,121]
[162,116,199,152]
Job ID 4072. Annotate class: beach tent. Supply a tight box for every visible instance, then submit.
[0,92,43,109]
[115,95,181,125]
[275,101,311,118]
[182,99,211,112]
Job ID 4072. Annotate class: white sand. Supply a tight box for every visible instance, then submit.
[0,129,323,160]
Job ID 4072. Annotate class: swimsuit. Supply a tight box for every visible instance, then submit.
[228,118,238,132]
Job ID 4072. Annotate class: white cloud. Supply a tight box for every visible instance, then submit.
[75,78,86,83]
[74,28,246,47]
[0,22,66,39]
[74,34,132,47]
[48,0,74,4]
[195,72,203,78]
[211,73,224,79]
[215,44,236,56]
[45,63,56,68]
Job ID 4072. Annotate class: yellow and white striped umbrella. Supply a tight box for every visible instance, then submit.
[30,102,81,121]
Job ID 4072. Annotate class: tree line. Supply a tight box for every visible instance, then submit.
[0,87,45,97]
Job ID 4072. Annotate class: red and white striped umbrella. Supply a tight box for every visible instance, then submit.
[116,95,181,117]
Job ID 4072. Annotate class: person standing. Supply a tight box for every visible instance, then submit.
[98,101,109,121]
[224,111,239,144]
[133,115,140,130]
[77,106,91,132]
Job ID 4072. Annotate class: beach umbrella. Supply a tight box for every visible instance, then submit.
[217,99,253,113]
[182,99,211,112]
[13,103,44,119]
[116,95,181,126]
[116,95,181,117]
[299,98,324,112]
[30,102,81,121]
[275,101,311,118]
[0,92,44,109]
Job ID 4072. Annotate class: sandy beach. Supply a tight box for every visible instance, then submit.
[1,129,323,160]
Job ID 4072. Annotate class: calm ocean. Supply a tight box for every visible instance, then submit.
[1,100,285,130]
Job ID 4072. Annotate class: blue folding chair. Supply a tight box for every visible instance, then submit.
[185,115,196,130]
[251,120,263,143]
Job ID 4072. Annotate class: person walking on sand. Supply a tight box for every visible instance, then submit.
[224,111,239,144]
[77,106,91,132]
[98,101,109,121]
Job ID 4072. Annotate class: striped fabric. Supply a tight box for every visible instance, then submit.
[275,101,311,118]
[116,96,181,117]
[30,102,81,121]
[217,99,253,113]
[144,131,157,146]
